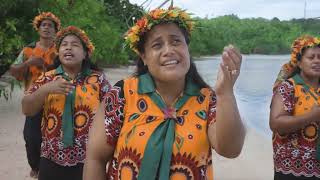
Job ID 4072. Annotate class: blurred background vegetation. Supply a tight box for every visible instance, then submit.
[0,0,319,99]
[190,16,319,56]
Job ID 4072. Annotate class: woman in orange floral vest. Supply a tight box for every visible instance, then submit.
[22,26,111,180]
[84,6,245,180]
[270,35,320,179]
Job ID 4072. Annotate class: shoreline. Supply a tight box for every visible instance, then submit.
[194,54,290,60]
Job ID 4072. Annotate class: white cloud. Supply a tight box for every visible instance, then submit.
[129,0,320,20]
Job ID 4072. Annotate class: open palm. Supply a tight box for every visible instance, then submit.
[214,45,242,96]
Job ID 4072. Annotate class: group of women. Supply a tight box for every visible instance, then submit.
[10,5,320,180]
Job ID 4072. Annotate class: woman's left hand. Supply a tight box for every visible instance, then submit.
[215,45,242,96]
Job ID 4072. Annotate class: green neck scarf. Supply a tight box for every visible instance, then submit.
[55,65,91,148]
[292,74,320,160]
[137,73,200,180]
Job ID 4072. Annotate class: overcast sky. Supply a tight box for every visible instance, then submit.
[129,0,320,20]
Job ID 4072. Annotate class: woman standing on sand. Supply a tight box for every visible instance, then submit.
[21,26,111,180]
[84,6,245,180]
[270,35,320,179]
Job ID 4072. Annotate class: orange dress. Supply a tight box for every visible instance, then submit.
[104,73,216,179]
[272,75,320,177]
[13,42,57,89]
[27,66,111,166]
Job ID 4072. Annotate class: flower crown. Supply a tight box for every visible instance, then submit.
[273,35,320,92]
[56,26,95,56]
[290,35,320,66]
[32,12,61,31]
[124,7,194,54]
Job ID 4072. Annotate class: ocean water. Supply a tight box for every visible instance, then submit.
[195,55,290,138]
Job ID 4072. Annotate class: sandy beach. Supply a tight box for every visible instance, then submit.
[0,67,274,180]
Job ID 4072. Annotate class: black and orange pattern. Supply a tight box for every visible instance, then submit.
[273,80,320,177]
[104,77,216,179]
[27,68,110,166]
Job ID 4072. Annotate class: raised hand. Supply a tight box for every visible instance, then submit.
[42,78,75,95]
[214,45,242,96]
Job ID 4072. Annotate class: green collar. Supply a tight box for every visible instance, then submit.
[292,74,305,85]
[55,64,91,148]
[137,73,201,96]
[292,74,318,91]
[55,65,65,75]
[55,65,91,79]
[292,73,319,101]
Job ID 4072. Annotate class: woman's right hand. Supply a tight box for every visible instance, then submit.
[214,45,242,96]
[42,78,74,95]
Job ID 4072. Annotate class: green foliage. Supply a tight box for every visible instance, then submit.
[0,0,30,77]
[104,0,144,31]
[103,0,144,60]
[190,15,319,56]
[0,0,145,99]
[1,0,319,100]
[0,1,44,100]
[0,16,24,100]
[0,0,146,68]
[0,19,24,76]
[1,0,319,69]
[36,0,129,65]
